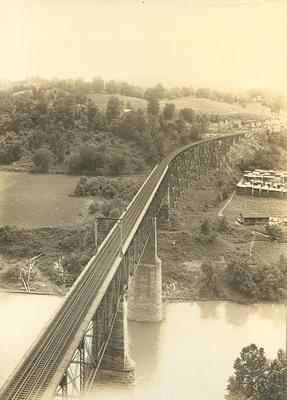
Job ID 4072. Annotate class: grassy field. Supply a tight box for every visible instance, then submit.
[0,172,91,229]
[87,93,270,115]
[160,96,270,115]
[87,93,147,110]
[223,194,287,221]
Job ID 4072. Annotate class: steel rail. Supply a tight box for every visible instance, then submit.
[0,133,243,400]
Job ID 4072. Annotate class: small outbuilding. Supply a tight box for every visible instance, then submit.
[239,213,270,226]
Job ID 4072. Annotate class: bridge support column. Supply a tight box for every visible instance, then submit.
[96,296,135,385]
[127,218,162,322]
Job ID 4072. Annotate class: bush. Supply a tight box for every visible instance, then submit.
[217,216,230,232]
[73,176,142,201]
[88,201,101,214]
[199,261,221,296]
[0,226,17,244]
[226,254,287,301]
[32,148,53,172]
[0,132,23,164]
[68,144,106,174]
[265,223,285,242]
[3,266,19,282]
[108,154,127,175]
[68,153,83,174]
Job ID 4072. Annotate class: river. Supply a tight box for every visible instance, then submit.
[0,293,285,400]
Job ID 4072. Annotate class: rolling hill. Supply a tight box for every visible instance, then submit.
[88,93,271,116]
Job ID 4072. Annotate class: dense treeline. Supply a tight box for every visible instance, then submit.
[0,79,211,174]
[1,77,284,109]
[227,344,286,400]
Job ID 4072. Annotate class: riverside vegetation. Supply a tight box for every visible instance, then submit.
[227,344,286,400]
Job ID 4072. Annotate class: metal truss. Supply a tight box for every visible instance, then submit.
[53,256,130,399]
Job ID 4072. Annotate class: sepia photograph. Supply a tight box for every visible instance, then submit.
[0,0,286,399]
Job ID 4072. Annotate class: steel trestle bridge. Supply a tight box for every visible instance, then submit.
[0,133,243,400]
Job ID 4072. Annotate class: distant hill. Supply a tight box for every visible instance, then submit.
[88,93,270,116]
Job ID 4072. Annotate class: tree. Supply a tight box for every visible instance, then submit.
[175,116,187,134]
[79,144,105,173]
[0,132,23,164]
[179,108,195,123]
[106,96,121,123]
[228,344,267,399]
[108,154,127,175]
[199,261,220,296]
[147,98,160,117]
[168,86,182,99]
[92,76,104,93]
[190,126,202,141]
[105,80,119,94]
[198,113,209,132]
[196,87,211,98]
[201,219,212,235]
[265,223,285,241]
[145,83,167,100]
[225,253,286,301]
[259,350,286,400]
[228,345,286,400]
[163,103,175,120]
[32,148,53,172]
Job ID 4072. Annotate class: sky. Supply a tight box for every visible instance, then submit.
[0,0,287,91]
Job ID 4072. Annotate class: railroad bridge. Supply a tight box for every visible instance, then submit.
[0,133,243,400]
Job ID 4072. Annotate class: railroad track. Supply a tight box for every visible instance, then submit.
[0,133,243,400]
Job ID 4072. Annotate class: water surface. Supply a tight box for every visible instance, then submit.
[0,294,285,400]
[90,301,285,400]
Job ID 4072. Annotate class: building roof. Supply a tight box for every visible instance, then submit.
[240,213,269,219]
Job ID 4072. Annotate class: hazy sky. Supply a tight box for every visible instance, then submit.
[0,0,287,91]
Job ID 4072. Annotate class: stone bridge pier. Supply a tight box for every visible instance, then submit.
[96,296,135,385]
[127,217,163,323]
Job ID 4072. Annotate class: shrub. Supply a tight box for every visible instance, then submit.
[226,254,287,301]
[199,261,221,296]
[3,266,19,282]
[73,176,142,201]
[265,223,285,242]
[0,226,17,244]
[32,148,53,172]
[88,201,101,214]
[108,154,127,175]
[217,216,230,232]
[200,219,212,235]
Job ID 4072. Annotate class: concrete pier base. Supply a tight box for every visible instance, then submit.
[127,258,162,322]
[127,218,163,323]
[96,297,135,385]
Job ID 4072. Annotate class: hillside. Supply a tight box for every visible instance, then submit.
[160,96,271,115]
[87,93,147,110]
[87,92,270,116]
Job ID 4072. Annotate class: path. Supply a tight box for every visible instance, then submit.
[218,192,234,217]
